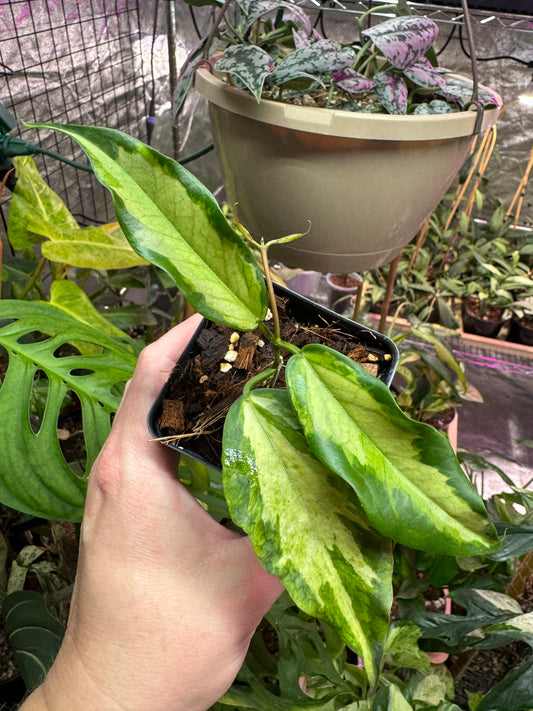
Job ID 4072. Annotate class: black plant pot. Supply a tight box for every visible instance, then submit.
[148,282,399,471]
[507,317,533,346]
[462,300,506,339]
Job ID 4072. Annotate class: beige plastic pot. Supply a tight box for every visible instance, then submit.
[195,68,501,273]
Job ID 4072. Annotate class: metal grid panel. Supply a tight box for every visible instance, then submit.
[0,0,149,224]
[307,1,533,33]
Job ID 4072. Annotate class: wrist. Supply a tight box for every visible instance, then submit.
[19,643,125,711]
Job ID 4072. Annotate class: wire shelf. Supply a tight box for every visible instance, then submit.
[0,0,150,225]
[305,1,533,33]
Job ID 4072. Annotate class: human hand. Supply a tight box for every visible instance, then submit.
[23,315,283,711]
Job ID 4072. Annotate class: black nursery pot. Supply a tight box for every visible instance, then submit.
[148,283,399,471]
[462,300,506,339]
[507,317,533,346]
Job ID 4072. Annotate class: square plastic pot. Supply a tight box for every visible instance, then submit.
[148,283,398,471]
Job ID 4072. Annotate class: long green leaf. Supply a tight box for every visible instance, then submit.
[0,298,137,521]
[222,388,393,686]
[30,123,268,331]
[2,590,65,693]
[286,345,499,557]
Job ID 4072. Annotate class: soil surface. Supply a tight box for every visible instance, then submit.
[464,297,504,322]
[328,273,362,289]
[156,294,393,468]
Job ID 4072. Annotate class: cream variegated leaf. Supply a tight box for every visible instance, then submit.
[285,345,499,557]
[222,388,393,686]
[31,123,268,332]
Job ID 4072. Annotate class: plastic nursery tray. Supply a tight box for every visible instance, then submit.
[148,282,399,471]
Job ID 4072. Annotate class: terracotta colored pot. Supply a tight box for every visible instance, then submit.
[326,272,363,314]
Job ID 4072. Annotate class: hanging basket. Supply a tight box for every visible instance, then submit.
[196,68,501,273]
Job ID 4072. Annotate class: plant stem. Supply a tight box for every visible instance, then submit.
[326,83,335,109]
[0,168,15,299]
[242,365,278,396]
[350,278,365,322]
[353,39,373,72]
[357,4,399,29]
[379,254,400,333]
[259,242,283,367]
[201,0,235,61]
[20,256,46,300]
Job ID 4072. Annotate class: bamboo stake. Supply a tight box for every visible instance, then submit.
[506,550,533,600]
[436,127,497,273]
[405,217,430,279]
[505,144,533,227]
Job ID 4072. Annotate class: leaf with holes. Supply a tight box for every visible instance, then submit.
[222,388,393,686]
[362,16,439,70]
[0,298,137,521]
[285,345,499,557]
[29,124,268,332]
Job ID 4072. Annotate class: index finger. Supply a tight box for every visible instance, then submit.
[115,313,203,432]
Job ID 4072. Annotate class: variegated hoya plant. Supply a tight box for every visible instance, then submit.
[175,0,501,115]
[21,122,500,692]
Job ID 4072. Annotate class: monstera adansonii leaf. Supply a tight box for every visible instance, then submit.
[0,296,137,521]
[222,388,393,687]
[285,344,499,557]
[30,123,268,332]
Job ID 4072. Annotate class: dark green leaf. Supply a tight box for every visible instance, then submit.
[477,660,533,711]
[2,590,65,692]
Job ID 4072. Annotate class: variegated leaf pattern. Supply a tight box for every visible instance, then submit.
[438,75,502,108]
[285,344,500,557]
[222,388,393,687]
[362,16,439,70]
[332,68,375,95]
[215,45,275,102]
[373,71,408,115]
[173,36,210,117]
[403,57,447,90]
[292,27,311,50]
[269,40,356,87]
[34,124,268,332]
[413,100,454,115]
[237,0,312,33]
